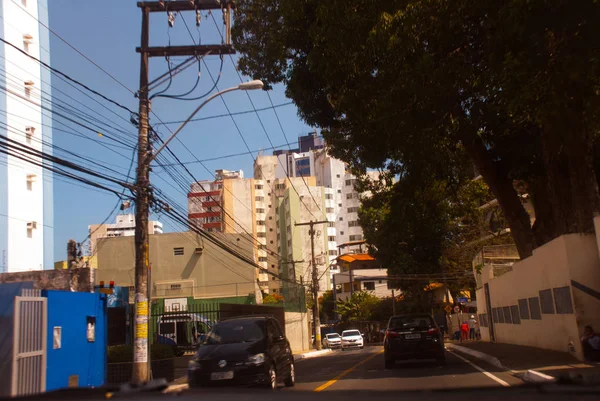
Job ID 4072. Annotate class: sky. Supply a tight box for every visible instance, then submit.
[46,0,313,261]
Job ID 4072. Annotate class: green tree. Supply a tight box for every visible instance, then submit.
[336,291,380,322]
[233,0,600,259]
[319,290,335,322]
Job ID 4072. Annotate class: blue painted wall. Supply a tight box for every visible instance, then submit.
[43,291,107,391]
[0,282,34,397]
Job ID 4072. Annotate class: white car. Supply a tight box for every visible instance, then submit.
[323,333,342,348]
[341,329,364,350]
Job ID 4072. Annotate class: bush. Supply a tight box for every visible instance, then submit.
[107,344,175,363]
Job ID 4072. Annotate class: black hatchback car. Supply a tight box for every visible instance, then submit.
[188,316,295,389]
[383,314,445,368]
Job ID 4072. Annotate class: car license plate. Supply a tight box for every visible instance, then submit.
[404,334,421,339]
[211,371,234,380]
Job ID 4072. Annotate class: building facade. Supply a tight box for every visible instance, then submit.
[95,231,259,302]
[187,169,269,290]
[0,0,53,272]
[87,214,163,267]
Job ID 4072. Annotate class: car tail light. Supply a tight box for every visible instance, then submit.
[427,327,440,335]
[386,330,400,338]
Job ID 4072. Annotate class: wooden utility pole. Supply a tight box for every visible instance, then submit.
[132,0,235,384]
[295,220,328,350]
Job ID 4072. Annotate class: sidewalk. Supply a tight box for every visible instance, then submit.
[447,340,600,383]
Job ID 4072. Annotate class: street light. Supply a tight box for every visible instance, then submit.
[149,80,264,162]
[132,79,263,383]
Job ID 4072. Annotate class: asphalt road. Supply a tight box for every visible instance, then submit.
[286,346,524,392]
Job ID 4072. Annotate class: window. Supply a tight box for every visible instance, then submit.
[348,220,360,227]
[270,240,273,244]
[258,244,267,250]
[255,196,264,202]
[553,286,574,314]
[325,194,333,200]
[497,307,505,323]
[328,236,336,242]
[271,264,276,269]
[336,174,340,178]
[258,257,267,262]
[257,232,266,238]
[257,220,266,226]
[326,208,334,213]
[25,126,35,144]
[269,216,272,220]
[529,297,542,320]
[345,179,352,186]
[269,228,273,232]
[256,208,265,213]
[363,282,375,291]
[26,174,36,191]
[328,250,338,256]
[173,247,184,256]
[255,184,263,190]
[340,231,344,235]
[170,284,181,290]
[24,80,34,98]
[339,217,343,221]
[539,289,555,314]
[349,234,362,241]
[347,206,359,213]
[510,305,521,324]
[518,298,530,320]
[337,189,342,193]
[328,222,335,228]
[502,306,512,324]
[276,183,286,190]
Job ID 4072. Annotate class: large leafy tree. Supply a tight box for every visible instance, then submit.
[336,291,380,322]
[233,0,600,259]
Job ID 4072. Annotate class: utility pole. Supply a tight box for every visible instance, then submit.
[132,1,235,384]
[295,220,328,350]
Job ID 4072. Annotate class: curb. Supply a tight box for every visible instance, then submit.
[294,348,332,360]
[446,343,505,370]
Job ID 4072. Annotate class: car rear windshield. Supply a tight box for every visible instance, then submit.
[389,316,435,329]
[342,330,361,337]
[204,320,265,345]
[327,333,340,339]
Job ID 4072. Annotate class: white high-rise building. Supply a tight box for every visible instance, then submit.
[0,0,53,272]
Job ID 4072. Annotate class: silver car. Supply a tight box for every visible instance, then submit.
[323,333,342,348]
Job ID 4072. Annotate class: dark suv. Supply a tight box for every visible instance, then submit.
[188,316,295,389]
[383,314,445,368]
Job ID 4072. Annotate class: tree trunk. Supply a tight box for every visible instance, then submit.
[458,129,535,259]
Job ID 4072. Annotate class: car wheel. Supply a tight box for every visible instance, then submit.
[284,363,295,387]
[266,365,277,389]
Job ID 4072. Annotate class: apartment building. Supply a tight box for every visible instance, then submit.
[0,0,53,272]
[187,169,270,291]
[87,214,163,267]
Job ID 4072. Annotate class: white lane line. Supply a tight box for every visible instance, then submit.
[449,350,511,387]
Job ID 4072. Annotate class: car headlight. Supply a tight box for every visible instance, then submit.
[246,353,265,366]
[188,360,201,370]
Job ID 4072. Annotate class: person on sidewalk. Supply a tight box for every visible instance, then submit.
[581,325,600,362]
[461,321,469,342]
[468,315,477,340]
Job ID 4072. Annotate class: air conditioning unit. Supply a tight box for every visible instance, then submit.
[27,221,37,230]
[25,126,35,133]
[194,247,203,255]
[23,34,34,44]
[24,80,34,87]
[26,174,36,182]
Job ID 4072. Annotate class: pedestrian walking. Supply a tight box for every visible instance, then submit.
[461,321,469,342]
[468,315,477,340]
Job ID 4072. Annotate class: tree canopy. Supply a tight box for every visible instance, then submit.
[233,0,600,259]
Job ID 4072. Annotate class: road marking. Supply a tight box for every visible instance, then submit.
[313,349,384,392]
[449,350,510,387]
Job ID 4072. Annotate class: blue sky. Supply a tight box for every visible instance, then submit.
[47,0,312,260]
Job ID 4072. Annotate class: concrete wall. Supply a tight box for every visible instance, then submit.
[96,232,257,300]
[0,268,92,292]
[285,311,310,353]
[475,231,600,360]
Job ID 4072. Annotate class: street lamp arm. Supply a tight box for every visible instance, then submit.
[148,86,240,163]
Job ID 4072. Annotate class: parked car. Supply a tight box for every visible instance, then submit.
[323,333,342,349]
[383,314,445,368]
[188,316,295,389]
[341,329,364,350]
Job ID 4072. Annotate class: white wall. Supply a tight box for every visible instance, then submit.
[2,0,50,272]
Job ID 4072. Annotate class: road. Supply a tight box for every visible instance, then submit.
[287,346,524,392]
